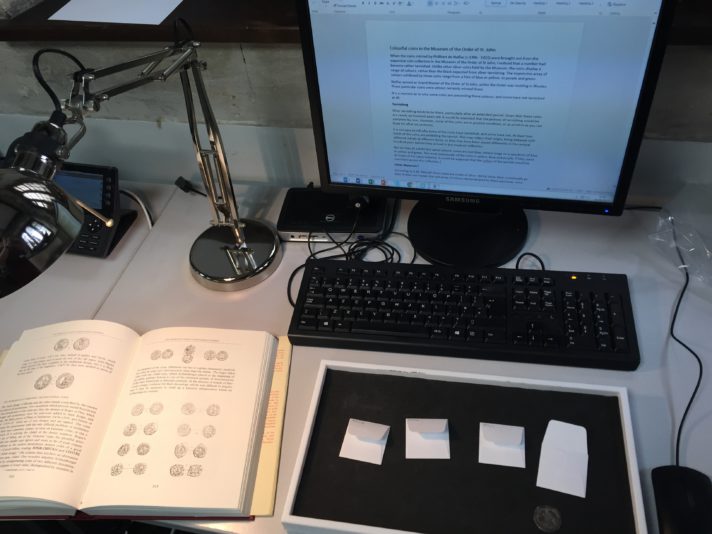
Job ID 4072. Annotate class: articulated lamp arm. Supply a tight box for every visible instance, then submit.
[65,40,246,246]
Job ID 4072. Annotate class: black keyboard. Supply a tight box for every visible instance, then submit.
[288,259,640,370]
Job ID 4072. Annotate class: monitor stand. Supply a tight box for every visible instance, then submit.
[407,200,528,268]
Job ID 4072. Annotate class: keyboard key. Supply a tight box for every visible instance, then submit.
[484,329,506,344]
[544,336,559,347]
[298,318,317,330]
[450,328,467,341]
[431,327,449,339]
[351,322,429,338]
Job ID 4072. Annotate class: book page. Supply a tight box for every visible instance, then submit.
[81,327,275,514]
[0,321,139,509]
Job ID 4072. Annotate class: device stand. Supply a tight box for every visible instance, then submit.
[407,201,528,268]
[107,209,138,254]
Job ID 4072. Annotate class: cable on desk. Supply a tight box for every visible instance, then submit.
[287,210,363,307]
[510,205,661,273]
[389,231,418,264]
[120,189,154,229]
[668,215,704,467]
[286,202,415,307]
[511,206,660,272]
[515,252,545,270]
[625,206,704,467]
[625,204,704,465]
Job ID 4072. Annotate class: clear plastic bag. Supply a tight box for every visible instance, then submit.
[649,184,712,285]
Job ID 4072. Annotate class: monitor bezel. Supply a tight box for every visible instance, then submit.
[297,0,675,216]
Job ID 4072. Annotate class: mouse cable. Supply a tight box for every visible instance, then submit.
[515,252,545,270]
[624,205,705,466]
[668,215,704,467]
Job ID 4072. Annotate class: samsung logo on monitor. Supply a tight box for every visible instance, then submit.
[445,196,480,205]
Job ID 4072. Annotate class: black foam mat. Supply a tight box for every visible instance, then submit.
[292,369,636,533]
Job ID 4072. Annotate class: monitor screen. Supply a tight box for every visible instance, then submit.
[298,0,672,266]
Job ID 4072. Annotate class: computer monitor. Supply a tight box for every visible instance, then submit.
[297,0,673,267]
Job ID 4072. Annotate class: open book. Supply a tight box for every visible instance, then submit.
[0,320,280,519]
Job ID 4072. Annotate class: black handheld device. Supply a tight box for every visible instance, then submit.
[53,162,136,258]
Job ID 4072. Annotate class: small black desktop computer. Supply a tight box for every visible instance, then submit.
[277,186,392,242]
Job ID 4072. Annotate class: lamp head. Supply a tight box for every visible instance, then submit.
[0,112,84,298]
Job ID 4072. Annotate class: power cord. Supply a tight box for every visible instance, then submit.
[32,48,86,112]
[173,18,195,46]
[175,176,207,197]
[120,189,154,229]
[390,231,418,264]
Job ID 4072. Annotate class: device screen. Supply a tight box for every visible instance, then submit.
[54,170,104,210]
[305,0,664,205]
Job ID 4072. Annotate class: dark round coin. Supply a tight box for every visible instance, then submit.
[533,505,562,532]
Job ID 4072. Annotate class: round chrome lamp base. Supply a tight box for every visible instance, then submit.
[189,220,282,292]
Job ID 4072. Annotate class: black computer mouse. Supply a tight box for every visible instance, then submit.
[652,465,712,534]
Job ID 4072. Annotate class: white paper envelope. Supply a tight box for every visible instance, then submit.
[405,418,450,459]
[339,418,390,465]
[536,420,588,498]
[478,422,526,468]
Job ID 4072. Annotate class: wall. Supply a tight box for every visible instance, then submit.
[645,45,712,142]
[0,0,41,19]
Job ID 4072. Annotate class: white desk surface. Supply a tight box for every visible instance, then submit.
[90,190,711,533]
[0,183,175,350]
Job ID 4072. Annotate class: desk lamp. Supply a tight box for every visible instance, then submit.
[0,35,282,298]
